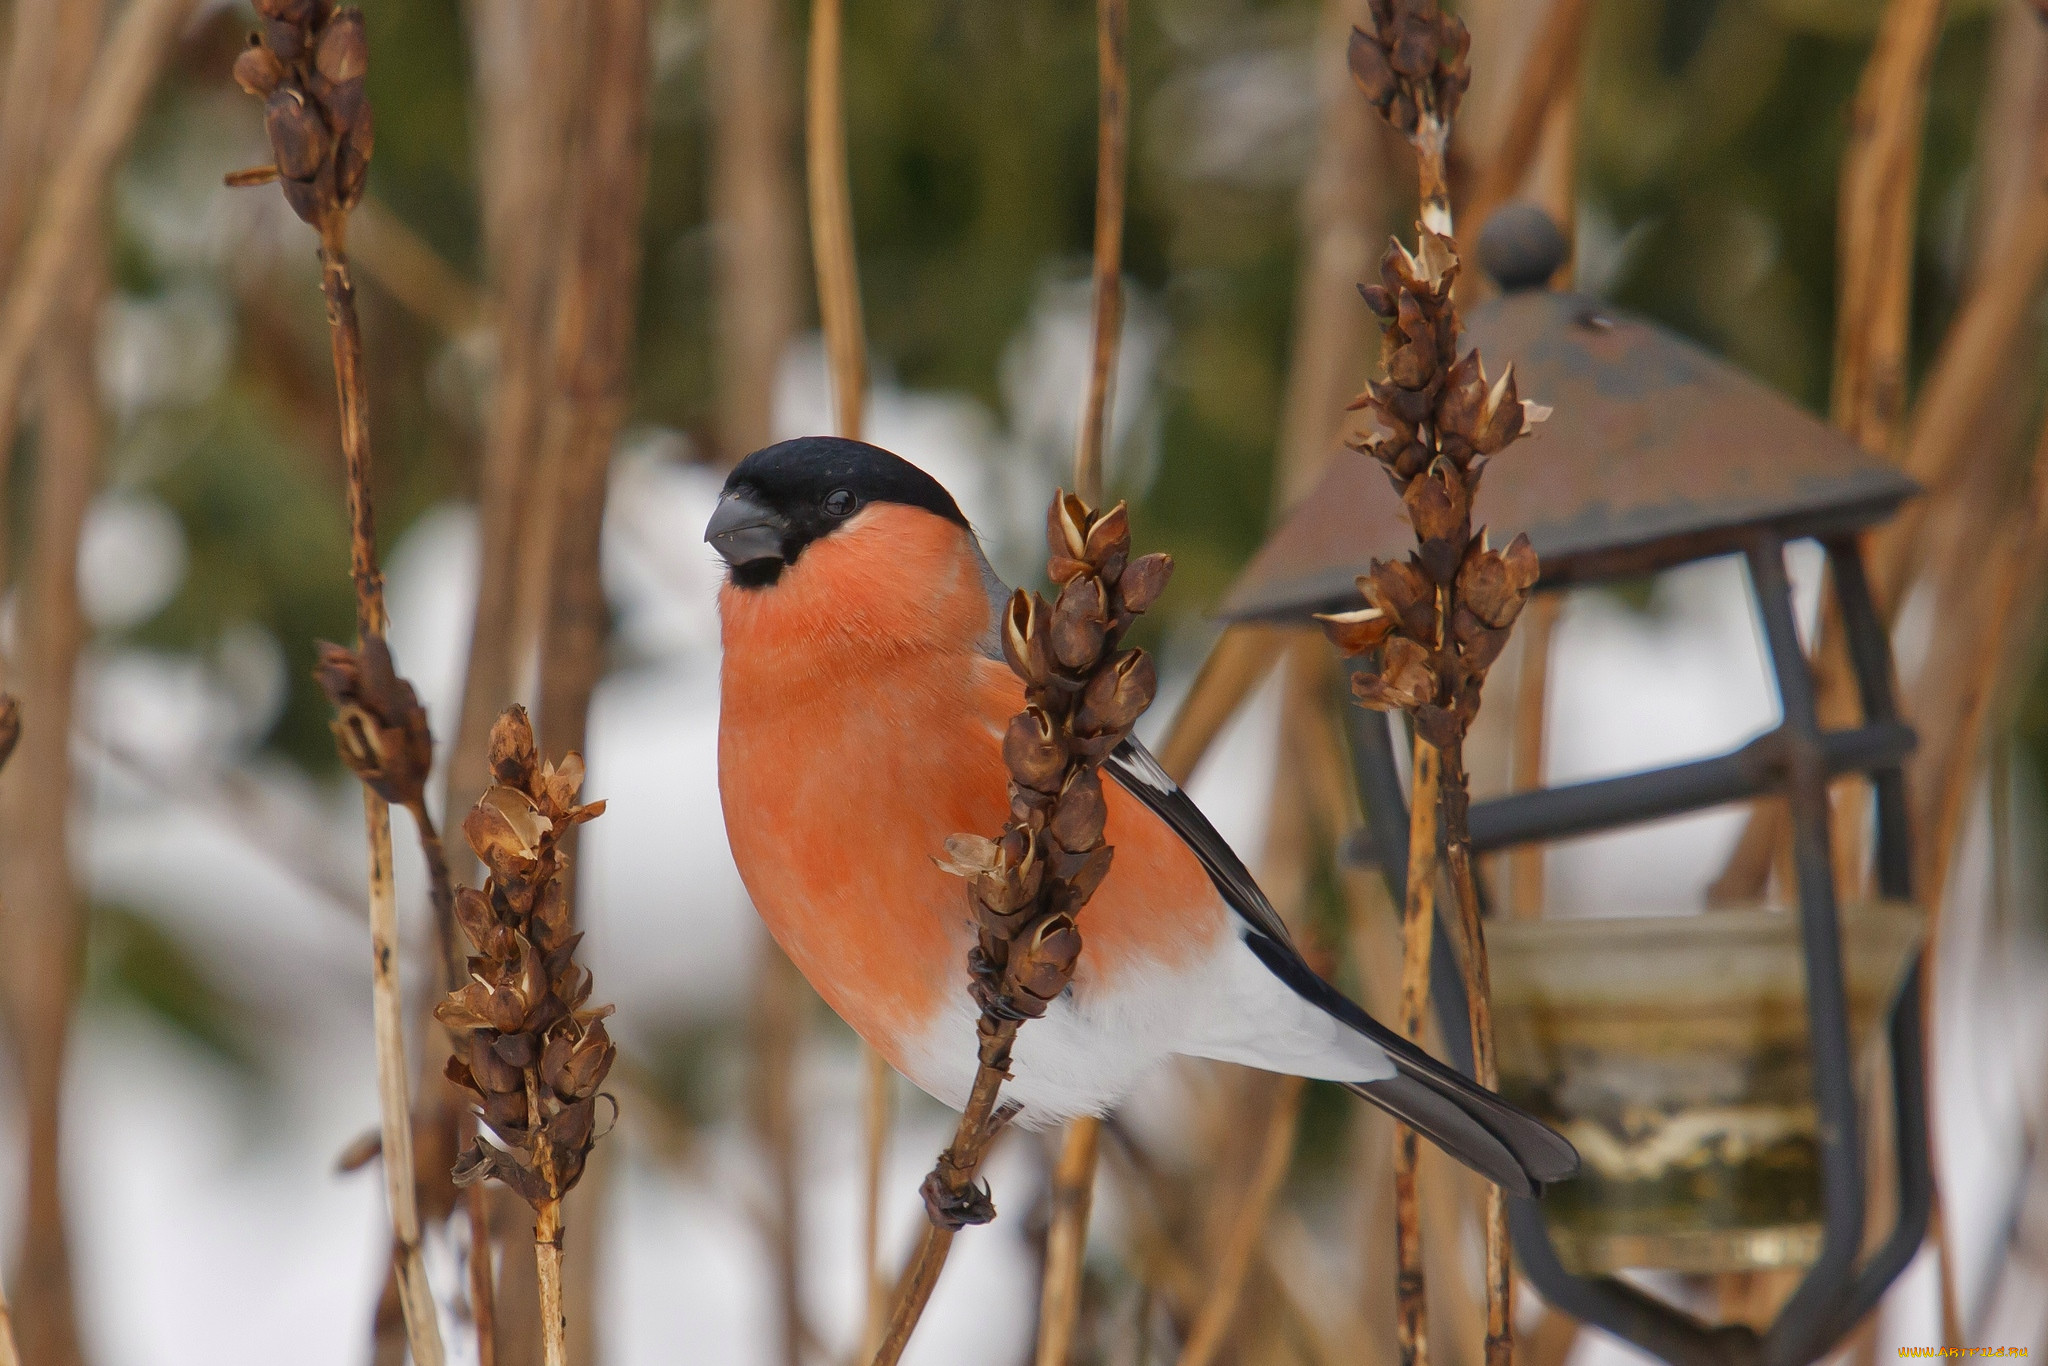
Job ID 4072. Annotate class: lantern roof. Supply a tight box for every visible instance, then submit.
[1218,286,1919,622]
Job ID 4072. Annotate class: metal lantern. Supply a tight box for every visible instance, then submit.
[1219,208,1929,1366]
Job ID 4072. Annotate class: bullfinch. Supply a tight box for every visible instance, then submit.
[709,435,1577,1196]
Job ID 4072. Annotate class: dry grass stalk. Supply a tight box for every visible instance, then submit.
[1034,8,1137,1355]
[869,496,1173,1366]
[1073,0,1129,508]
[0,0,193,547]
[801,3,899,1345]
[0,259,100,1366]
[226,7,446,1361]
[1174,1075,1310,1366]
[1506,592,1559,917]
[440,706,617,1366]
[0,703,16,1365]
[807,0,867,441]
[709,0,802,465]
[1336,12,1547,1364]
[1463,0,1592,236]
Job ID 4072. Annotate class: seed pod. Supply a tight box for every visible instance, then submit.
[1386,334,1434,390]
[1366,557,1435,641]
[492,1030,539,1068]
[1050,575,1108,671]
[234,41,286,96]
[1451,605,1509,674]
[263,17,307,63]
[1353,636,1436,711]
[470,1034,524,1094]
[1012,914,1083,1005]
[1118,553,1173,614]
[1047,554,1090,585]
[1474,364,1525,454]
[1049,492,1091,561]
[489,705,539,787]
[1501,531,1540,592]
[466,785,551,881]
[1348,27,1397,103]
[315,8,368,84]
[548,1097,596,1151]
[265,88,328,183]
[1074,649,1156,738]
[1082,502,1129,565]
[1048,769,1107,853]
[1456,549,1524,629]
[454,886,505,956]
[483,1089,530,1133]
[1001,591,1052,685]
[1002,706,1066,793]
[1358,283,1395,317]
[1316,605,1394,656]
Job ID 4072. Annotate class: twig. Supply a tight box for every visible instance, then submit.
[708,0,802,464]
[807,0,866,441]
[1506,593,1559,917]
[750,947,810,1366]
[1174,1076,1309,1366]
[1073,0,1129,508]
[1036,1116,1102,1366]
[802,4,898,1346]
[1465,0,1594,235]
[228,8,442,1363]
[0,0,194,554]
[1338,15,1544,1366]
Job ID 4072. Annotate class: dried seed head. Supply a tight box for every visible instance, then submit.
[1316,605,1395,656]
[234,40,286,96]
[1050,492,1091,561]
[1002,707,1066,794]
[1048,768,1107,854]
[1365,557,1436,641]
[1352,636,1437,712]
[1118,553,1173,614]
[1050,575,1108,670]
[1073,649,1157,739]
[314,8,367,84]
[489,705,539,788]
[314,637,434,808]
[1001,591,1052,685]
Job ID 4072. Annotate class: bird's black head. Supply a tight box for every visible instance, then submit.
[706,436,969,588]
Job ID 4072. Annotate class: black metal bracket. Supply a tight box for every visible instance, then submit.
[1339,534,1930,1366]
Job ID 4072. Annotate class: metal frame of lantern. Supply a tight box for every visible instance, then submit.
[1343,533,1928,1366]
[1218,215,1930,1366]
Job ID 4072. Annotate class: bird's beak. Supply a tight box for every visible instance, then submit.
[705,491,789,571]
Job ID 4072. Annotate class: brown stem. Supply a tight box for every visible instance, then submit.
[0,0,192,540]
[869,1021,1022,1366]
[1441,738,1510,1366]
[320,214,446,1366]
[1174,1076,1308,1366]
[1073,0,1129,507]
[467,1180,499,1366]
[1465,0,1593,234]
[1506,592,1559,918]
[806,0,866,440]
[750,946,809,1366]
[1395,736,1440,1366]
[858,1047,893,1360]
[1035,1117,1102,1366]
[535,1197,567,1366]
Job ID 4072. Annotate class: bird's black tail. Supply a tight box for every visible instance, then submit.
[1243,931,1578,1198]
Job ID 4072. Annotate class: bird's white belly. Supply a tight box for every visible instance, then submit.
[891,922,1394,1128]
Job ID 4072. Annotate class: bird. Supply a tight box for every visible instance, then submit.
[708,434,1578,1197]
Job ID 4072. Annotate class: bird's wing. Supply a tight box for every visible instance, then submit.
[1103,736,1580,1194]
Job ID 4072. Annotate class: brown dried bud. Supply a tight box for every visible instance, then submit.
[1050,492,1091,561]
[1352,636,1437,711]
[1386,334,1434,390]
[1405,463,1468,583]
[263,17,307,63]
[489,705,540,788]
[1348,26,1397,103]
[454,886,506,956]
[1316,605,1394,656]
[469,1034,524,1094]
[1365,557,1436,641]
[1002,707,1066,793]
[1436,350,1486,442]
[234,41,286,97]
[1390,27,1436,79]
[1474,364,1526,454]
[1012,914,1083,1005]
[315,8,368,84]
[1001,591,1052,684]
[264,87,328,182]
[1048,555,1090,585]
[1050,575,1108,670]
[1048,769,1107,853]
[1118,553,1173,614]
[315,637,434,809]
[465,785,552,883]
[1074,649,1156,738]
[1082,502,1130,565]
[1501,531,1540,591]
[1452,605,1509,674]
[543,1021,614,1101]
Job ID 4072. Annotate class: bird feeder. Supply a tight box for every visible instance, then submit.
[1218,207,1929,1366]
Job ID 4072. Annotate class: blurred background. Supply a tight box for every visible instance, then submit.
[1,0,2046,1363]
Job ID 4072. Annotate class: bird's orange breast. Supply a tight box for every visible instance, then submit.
[716,504,1225,1071]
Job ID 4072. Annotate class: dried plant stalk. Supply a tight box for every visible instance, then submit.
[1073,0,1129,507]
[1035,1115,1102,1366]
[439,707,617,1366]
[1465,0,1592,235]
[1506,593,1559,917]
[1337,12,1546,1366]
[0,0,192,532]
[226,8,445,1363]
[1175,1076,1309,1366]
[870,496,1172,1366]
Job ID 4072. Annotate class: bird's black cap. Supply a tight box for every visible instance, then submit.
[708,436,968,587]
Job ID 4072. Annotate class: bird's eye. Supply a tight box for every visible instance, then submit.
[823,488,858,518]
